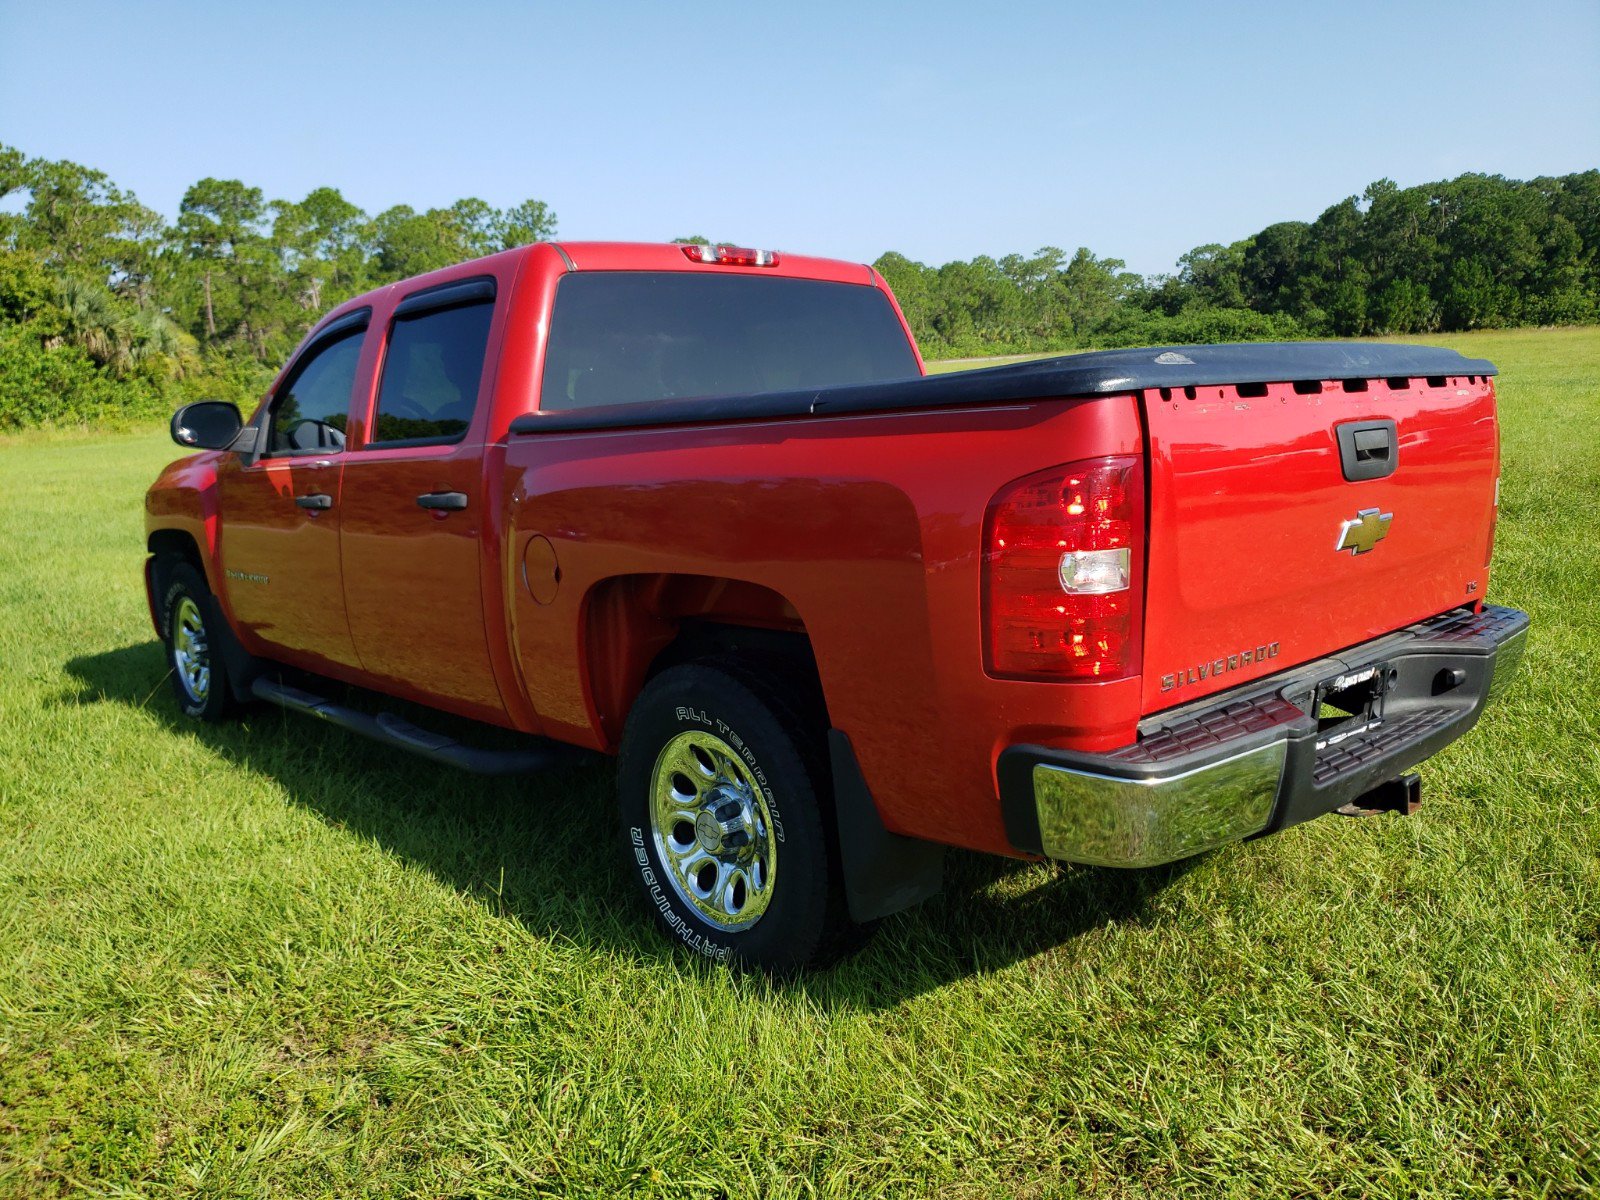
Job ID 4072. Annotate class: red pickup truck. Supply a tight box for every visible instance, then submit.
[146,241,1528,971]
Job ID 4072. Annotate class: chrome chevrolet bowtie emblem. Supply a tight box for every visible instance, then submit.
[1336,508,1393,555]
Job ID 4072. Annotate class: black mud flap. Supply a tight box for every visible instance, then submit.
[828,729,944,922]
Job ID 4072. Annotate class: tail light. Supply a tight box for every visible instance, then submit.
[983,456,1143,680]
[681,244,780,267]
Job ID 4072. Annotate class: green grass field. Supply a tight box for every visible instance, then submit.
[2,328,1597,1198]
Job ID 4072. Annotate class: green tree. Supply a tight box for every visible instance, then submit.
[49,278,192,377]
[873,251,936,345]
[496,199,557,248]
[447,197,501,257]
[1375,278,1435,332]
[370,205,467,279]
[1058,248,1139,340]
[1175,242,1247,309]
[175,177,274,345]
[0,144,29,248]
[1240,221,1311,313]
[271,187,371,312]
[8,153,163,296]
[0,247,55,324]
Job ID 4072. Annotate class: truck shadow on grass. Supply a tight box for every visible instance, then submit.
[65,641,1194,1007]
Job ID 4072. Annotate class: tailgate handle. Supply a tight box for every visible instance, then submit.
[1353,429,1390,460]
[1336,420,1398,481]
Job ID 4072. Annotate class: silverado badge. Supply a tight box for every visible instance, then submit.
[1336,508,1393,555]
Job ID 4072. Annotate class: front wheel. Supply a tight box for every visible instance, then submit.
[160,561,236,722]
[616,659,853,973]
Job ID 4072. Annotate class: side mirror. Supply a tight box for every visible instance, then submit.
[171,401,244,450]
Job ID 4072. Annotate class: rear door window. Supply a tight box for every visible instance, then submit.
[540,273,918,411]
[370,300,495,446]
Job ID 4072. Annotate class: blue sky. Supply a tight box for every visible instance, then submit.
[2,0,1596,275]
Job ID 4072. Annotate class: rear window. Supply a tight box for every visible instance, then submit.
[539,272,918,411]
[371,300,493,447]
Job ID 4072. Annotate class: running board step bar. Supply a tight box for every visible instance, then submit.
[251,677,582,775]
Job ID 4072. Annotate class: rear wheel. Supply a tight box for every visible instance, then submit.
[616,659,854,973]
[160,561,236,721]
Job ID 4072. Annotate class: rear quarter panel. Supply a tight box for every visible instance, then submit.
[503,396,1143,856]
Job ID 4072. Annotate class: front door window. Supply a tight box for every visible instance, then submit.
[267,330,363,456]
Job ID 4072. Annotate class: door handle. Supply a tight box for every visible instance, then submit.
[416,491,469,511]
[294,493,333,510]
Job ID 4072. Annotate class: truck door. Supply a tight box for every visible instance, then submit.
[336,278,508,725]
[215,315,369,672]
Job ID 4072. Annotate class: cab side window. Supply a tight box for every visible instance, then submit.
[267,329,364,456]
[370,299,494,447]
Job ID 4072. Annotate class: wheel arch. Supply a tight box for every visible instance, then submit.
[581,572,823,749]
[145,528,206,638]
[585,571,942,923]
[147,528,261,701]
[148,526,205,568]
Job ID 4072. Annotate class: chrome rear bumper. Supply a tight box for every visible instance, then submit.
[998,604,1530,867]
[1030,741,1287,868]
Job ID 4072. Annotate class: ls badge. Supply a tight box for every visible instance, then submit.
[1336,508,1393,555]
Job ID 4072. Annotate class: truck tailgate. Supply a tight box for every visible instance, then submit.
[1141,372,1498,713]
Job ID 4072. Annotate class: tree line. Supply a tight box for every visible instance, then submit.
[0,140,1595,429]
[877,172,1600,356]
[0,144,555,427]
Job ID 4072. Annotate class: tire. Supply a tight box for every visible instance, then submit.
[160,560,236,722]
[616,658,854,973]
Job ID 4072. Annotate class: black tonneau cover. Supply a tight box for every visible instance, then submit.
[509,341,1498,436]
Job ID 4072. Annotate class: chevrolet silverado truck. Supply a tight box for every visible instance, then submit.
[146,240,1529,971]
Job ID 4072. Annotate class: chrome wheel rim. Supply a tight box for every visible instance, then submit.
[649,729,777,932]
[172,596,210,704]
